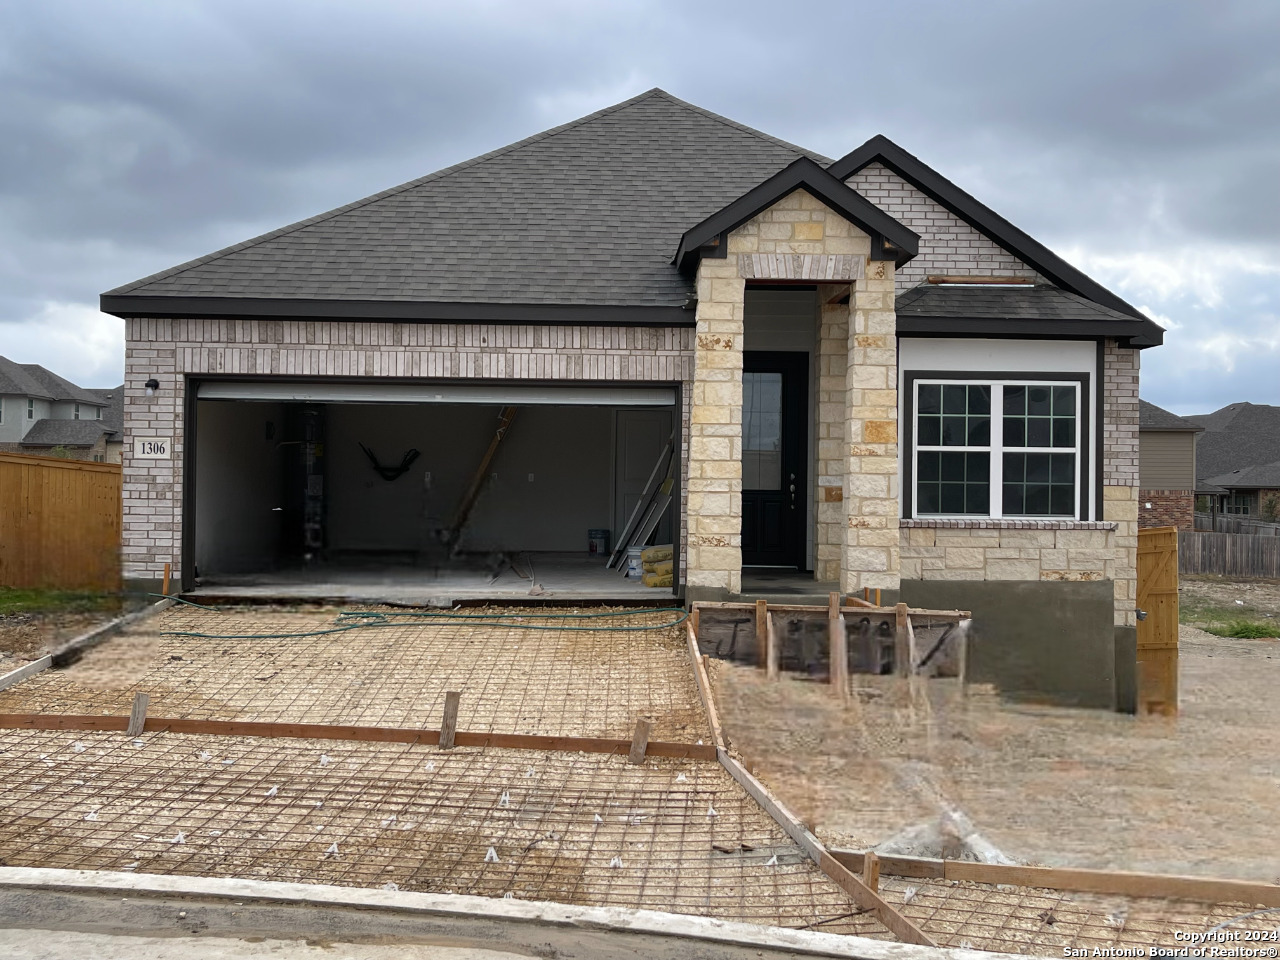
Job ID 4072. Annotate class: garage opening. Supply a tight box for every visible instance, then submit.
[189,380,678,603]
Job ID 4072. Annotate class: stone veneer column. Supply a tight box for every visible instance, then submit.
[814,293,849,582]
[684,257,746,595]
[843,260,900,593]
[1104,339,1140,627]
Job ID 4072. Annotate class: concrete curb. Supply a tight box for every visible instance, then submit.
[0,867,999,960]
[0,597,175,693]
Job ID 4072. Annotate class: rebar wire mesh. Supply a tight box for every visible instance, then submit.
[0,607,710,741]
[0,730,885,937]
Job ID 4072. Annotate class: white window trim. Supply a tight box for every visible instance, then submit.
[27,398,34,420]
[913,378,1083,521]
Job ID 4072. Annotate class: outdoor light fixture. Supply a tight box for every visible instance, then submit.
[144,378,160,397]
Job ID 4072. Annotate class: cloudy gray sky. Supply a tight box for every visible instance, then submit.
[2,0,1276,414]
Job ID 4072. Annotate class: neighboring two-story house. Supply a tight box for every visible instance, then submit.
[102,90,1165,707]
[1137,400,1202,529]
[0,356,120,462]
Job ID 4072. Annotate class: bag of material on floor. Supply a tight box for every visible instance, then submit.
[642,559,674,576]
[642,571,673,588]
[641,544,672,563]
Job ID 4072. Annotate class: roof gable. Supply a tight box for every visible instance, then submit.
[828,136,1157,332]
[1139,399,1203,432]
[673,157,918,273]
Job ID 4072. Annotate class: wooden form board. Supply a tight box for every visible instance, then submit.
[830,850,1280,909]
[1137,526,1179,715]
[0,713,717,761]
[683,614,935,946]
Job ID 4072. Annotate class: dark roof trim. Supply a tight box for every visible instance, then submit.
[828,136,1156,324]
[673,157,919,274]
[100,296,696,327]
[896,315,1160,346]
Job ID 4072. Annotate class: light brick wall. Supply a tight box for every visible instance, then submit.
[844,261,900,593]
[122,318,694,584]
[845,162,1043,292]
[1104,340,1140,627]
[814,295,848,582]
[901,520,1118,582]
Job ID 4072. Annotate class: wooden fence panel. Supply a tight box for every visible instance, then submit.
[1192,513,1280,537]
[1137,526,1178,716]
[0,452,121,592]
[1179,530,1280,579]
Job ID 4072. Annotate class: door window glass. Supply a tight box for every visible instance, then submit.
[743,371,782,489]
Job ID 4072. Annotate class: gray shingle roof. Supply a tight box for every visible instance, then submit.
[20,419,116,447]
[1204,461,1280,490]
[88,385,124,433]
[0,355,103,404]
[1139,399,1203,432]
[895,284,1143,323]
[1188,402,1280,483]
[106,90,826,307]
[0,356,54,398]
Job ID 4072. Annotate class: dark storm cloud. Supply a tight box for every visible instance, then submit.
[1,0,1277,407]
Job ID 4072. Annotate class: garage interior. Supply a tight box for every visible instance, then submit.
[189,381,677,603]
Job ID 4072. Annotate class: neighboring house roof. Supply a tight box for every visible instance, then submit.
[1187,402,1280,483]
[20,419,117,447]
[0,356,55,399]
[102,90,827,323]
[673,157,919,273]
[1139,399,1203,432]
[827,135,1151,326]
[0,355,104,405]
[895,284,1158,344]
[1203,461,1280,491]
[88,385,125,434]
[101,89,1150,346]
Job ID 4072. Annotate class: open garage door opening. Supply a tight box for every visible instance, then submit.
[188,379,679,604]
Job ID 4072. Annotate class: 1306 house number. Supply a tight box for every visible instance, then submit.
[134,437,171,459]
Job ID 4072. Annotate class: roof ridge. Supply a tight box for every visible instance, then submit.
[106,89,679,296]
[645,89,830,164]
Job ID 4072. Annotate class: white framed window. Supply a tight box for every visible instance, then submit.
[74,403,81,420]
[95,406,102,420]
[906,372,1091,520]
[27,398,34,420]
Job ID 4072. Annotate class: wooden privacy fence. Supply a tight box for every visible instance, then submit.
[0,452,121,592]
[1137,526,1178,716]
[1179,530,1280,579]
[1193,513,1280,536]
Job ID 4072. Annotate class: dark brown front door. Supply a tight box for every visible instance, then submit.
[742,352,807,568]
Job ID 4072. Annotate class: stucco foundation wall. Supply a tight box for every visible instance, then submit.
[1139,489,1194,529]
[898,577,1118,709]
[122,319,693,586]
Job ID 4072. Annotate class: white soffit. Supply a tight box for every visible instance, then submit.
[196,380,676,406]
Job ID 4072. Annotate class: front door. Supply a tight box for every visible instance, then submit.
[742,352,807,568]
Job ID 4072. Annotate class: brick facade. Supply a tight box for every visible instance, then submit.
[1139,489,1194,529]
[844,162,1044,292]
[121,318,694,585]
[1102,341,1140,628]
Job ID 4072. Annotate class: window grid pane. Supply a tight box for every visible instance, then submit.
[917,384,991,447]
[1003,384,1075,449]
[917,451,990,516]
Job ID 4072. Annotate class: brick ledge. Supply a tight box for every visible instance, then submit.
[900,518,1118,531]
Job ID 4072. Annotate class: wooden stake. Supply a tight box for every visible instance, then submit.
[894,603,910,677]
[862,850,881,892]
[875,589,881,607]
[755,599,768,669]
[829,593,848,701]
[126,692,149,737]
[439,691,460,749]
[863,587,870,603]
[628,718,651,764]
[161,562,171,597]
[766,612,780,681]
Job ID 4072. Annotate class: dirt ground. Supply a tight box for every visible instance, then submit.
[0,610,117,666]
[711,615,1280,883]
[1180,574,1280,634]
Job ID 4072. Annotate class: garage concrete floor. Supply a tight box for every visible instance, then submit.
[192,553,667,605]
